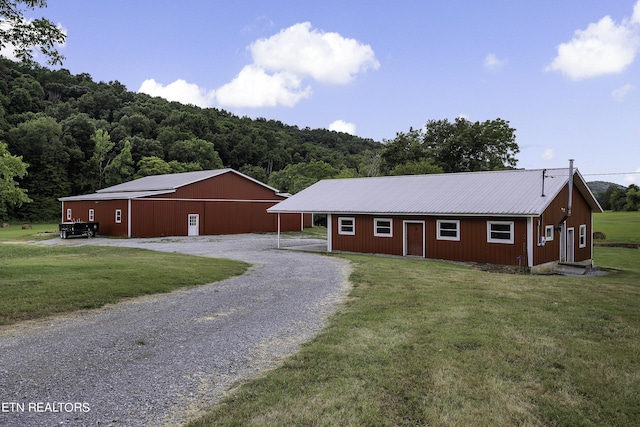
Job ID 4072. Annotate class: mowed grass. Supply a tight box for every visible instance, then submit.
[593,211,640,244]
[188,220,640,426]
[0,243,249,326]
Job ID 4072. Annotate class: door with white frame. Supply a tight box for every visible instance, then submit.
[188,214,199,236]
[566,227,575,262]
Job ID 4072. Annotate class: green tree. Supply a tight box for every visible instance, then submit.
[167,138,223,170]
[268,161,339,194]
[0,0,66,65]
[624,184,640,211]
[135,156,172,178]
[380,128,425,174]
[389,158,442,176]
[89,129,115,189]
[6,115,69,219]
[609,187,627,211]
[104,139,134,186]
[424,118,519,172]
[0,142,31,220]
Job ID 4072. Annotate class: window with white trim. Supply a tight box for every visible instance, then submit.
[88,209,95,222]
[545,225,554,241]
[66,208,72,221]
[374,218,392,237]
[338,217,355,235]
[579,224,587,248]
[487,221,514,244]
[115,209,122,224]
[437,220,460,241]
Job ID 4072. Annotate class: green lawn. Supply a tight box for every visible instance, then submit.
[0,227,249,325]
[593,211,640,244]
[188,221,640,426]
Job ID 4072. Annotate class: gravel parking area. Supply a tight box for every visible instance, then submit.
[0,234,351,427]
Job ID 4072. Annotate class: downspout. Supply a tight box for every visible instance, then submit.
[557,159,574,262]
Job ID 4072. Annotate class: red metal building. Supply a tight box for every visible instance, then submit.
[59,169,309,238]
[268,165,603,272]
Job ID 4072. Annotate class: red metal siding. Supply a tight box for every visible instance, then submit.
[62,200,129,237]
[532,182,593,265]
[331,214,406,255]
[427,217,528,266]
[128,199,303,237]
[332,215,528,266]
[64,171,307,238]
[169,171,281,200]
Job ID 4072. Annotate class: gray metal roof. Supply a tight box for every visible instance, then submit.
[59,169,282,202]
[268,168,602,216]
[59,190,174,202]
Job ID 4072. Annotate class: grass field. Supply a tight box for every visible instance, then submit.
[187,212,640,427]
[593,211,640,244]
[1,217,638,425]
[0,225,249,326]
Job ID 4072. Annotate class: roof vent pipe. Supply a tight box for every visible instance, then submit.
[556,159,574,232]
[541,169,546,197]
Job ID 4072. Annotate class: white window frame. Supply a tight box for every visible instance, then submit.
[115,209,122,224]
[487,221,514,244]
[374,218,393,237]
[88,209,95,222]
[579,224,587,248]
[338,217,355,235]
[66,208,72,221]
[436,219,460,241]
[545,225,554,241]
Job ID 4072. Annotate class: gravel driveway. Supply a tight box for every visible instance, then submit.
[0,234,351,426]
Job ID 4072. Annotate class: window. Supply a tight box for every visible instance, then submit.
[88,209,95,222]
[487,221,514,244]
[115,209,122,224]
[545,225,554,241]
[338,217,355,235]
[374,218,393,237]
[437,220,460,241]
[579,224,587,248]
[66,208,72,221]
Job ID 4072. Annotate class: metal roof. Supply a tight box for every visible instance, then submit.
[59,169,282,202]
[268,168,602,216]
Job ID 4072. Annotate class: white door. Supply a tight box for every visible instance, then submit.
[188,214,199,236]
[566,227,575,263]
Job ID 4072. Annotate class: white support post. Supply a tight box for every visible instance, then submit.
[277,213,281,249]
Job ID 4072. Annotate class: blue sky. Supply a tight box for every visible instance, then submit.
[16,1,640,185]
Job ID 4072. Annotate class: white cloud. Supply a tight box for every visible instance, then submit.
[541,148,555,161]
[138,79,215,108]
[483,53,507,70]
[612,83,636,102]
[546,12,640,80]
[633,0,640,24]
[215,22,379,108]
[329,120,356,135]
[139,22,379,109]
[215,65,312,108]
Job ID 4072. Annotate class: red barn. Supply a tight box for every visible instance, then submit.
[59,169,309,238]
[268,165,603,272]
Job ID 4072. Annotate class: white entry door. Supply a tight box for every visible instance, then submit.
[566,227,575,262]
[188,214,199,236]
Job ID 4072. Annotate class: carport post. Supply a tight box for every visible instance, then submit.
[277,213,281,248]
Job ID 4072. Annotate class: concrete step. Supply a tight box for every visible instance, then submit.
[553,262,594,276]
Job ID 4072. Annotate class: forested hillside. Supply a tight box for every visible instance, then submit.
[0,59,381,221]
